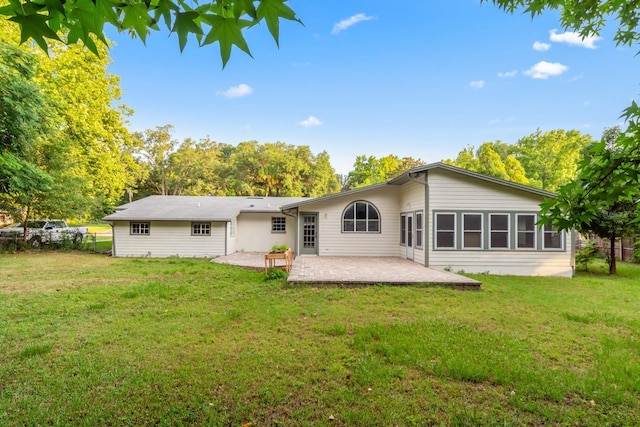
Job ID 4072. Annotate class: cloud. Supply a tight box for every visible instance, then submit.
[220,84,253,98]
[497,70,517,78]
[523,61,568,79]
[533,41,551,51]
[298,116,323,128]
[332,13,373,34]
[469,80,485,89]
[549,29,601,49]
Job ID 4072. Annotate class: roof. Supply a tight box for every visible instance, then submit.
[103,195,310,222]
[281,162,555,209]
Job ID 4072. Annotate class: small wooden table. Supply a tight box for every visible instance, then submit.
[264,249,293,273]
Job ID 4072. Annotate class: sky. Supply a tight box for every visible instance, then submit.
[105,1,640,175]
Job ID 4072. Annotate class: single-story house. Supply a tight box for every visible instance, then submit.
[104,163,574,277]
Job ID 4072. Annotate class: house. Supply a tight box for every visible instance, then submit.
[103,196,309,258]
[104,163,574,277]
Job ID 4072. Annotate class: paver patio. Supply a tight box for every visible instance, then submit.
[213,252,481,289]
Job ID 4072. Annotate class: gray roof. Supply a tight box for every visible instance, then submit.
[281,162,555,210]
[103,195,310,222]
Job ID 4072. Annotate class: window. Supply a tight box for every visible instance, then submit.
[416,211,423,248]
[229,219,236,237]
[489,214,510,249]
[462,213,483,249]
[516,214,536,249]
[435,213,456,249]
[131,222,150,235]
[400,214,406,245]
[192,222,211,236]
[543,220,563,249]
[271,217,286,233]
[342,201,380,233]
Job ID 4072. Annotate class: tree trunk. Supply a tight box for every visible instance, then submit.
[609,236,617,275]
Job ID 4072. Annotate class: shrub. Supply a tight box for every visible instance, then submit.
[264,268,288,282]
[576,240,598,271]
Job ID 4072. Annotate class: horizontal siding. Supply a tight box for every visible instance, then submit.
[112,220,226,257]
[299,186,400,256]
[226,221,236,255]
[236,212,296,253]
[427,169,573,277]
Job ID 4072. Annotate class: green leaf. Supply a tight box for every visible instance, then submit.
[256,0,301,46]
[201,15,252,67]
[172,11,203,52]
[121,3,154,43]
[8,14,61,52]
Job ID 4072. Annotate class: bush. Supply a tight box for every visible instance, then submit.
[576,240,598,271]
[264,268,288,282]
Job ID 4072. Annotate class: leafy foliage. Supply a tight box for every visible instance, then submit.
[345,154,424,190]
[0,0,301,66]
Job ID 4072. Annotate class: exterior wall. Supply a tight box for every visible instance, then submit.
[235,212,296,253]
[226,218,237,254]
[426,169,574,277]
[398,178,426,263]
[297,186,401,257]
[112,220,226,257]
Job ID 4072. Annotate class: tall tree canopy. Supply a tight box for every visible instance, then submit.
[0,0,300,66]
[130,126,340,199]
[345,155,424,190]
[444,142,529,186]
[0,17,135,220]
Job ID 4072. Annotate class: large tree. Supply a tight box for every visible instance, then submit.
[0,0,300,66]
[444,142,529,185]
[345,155,424,190]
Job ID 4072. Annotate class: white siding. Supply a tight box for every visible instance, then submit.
[235,212,296,253]
[226,219,237,254]
[299,186,401,256]
[398,179,426,263]
[427,169,573,277]
[112,220,226,257]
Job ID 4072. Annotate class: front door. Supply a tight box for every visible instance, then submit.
[299,213,318,255]
[406,213,414,260]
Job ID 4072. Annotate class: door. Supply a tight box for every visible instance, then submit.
[299,213,318,255]
[406,213,414,260]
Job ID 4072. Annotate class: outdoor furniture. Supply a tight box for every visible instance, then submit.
[264,248,293,273]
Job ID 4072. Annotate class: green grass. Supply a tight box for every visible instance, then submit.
[1,254,639,426]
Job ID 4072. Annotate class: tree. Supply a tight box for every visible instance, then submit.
[0,0,300,67]
[346,155,424,189]
[444,142,529,185]
[513,129,593,192]
[540,121,640,274]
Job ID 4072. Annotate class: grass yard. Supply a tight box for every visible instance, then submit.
[1,254,639,426]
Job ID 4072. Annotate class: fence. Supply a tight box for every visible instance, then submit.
[0,232,112,254]
[591,237,638,262]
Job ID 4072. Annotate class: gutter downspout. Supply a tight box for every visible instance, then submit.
[407,171,429,267]
[282,207,298,256]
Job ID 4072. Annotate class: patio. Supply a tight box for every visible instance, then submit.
[212,252,481,290]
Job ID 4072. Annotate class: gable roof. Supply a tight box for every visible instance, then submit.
[281,162,555,210]
[103,196,310,222]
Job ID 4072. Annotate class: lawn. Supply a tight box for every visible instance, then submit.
[1,254,639,426]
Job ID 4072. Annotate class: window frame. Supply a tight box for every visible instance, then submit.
[400,214,407,246]
[130,222,150,236]
[415,211,423,249]
[434,212,456,249]
[516,213,537,250]
[341,200,381,233]
[191,222,211,236]
[489,213,510,250]
[543,220,564,250]
[462,212,483,249]
[271,217,287,233]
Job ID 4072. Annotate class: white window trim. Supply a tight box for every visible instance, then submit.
[191,222,211,236]
[130,222,150,235]
[462,212,483,250]
[435,212,456,250]
[543,221,564,250]
[271,217,286,233]
[342,200,381,233]
[489,213,510,250]
[516,213,537,250]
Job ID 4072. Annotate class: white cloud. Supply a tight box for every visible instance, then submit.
[220,84,253,98]
[549,29,601,49]
[469,80,485,89]
[523,61,568,79]
[533,41,551,51]
[332,13,373,34]
[298,116,323,128]
[497,70,517,78]
[489,116,515,125]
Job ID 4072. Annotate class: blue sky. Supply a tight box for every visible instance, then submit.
[106,1,640,175]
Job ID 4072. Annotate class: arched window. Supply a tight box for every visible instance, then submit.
[342,201,380,233]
